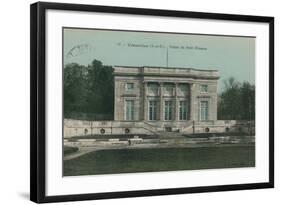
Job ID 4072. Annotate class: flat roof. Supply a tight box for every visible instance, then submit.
[113,66,219,80]
[114,65,218,72]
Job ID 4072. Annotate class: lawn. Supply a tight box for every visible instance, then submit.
[64,145,255,176]
[64,146,78,155]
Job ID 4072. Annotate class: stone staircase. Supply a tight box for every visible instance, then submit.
[180,121,194,133]
[158,131,184,138]
[141,122,159,135]
[141,121,195,136]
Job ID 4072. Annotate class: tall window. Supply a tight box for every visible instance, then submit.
[149,100,158,121]
[179,100,188,120]
[126,83,134,91]
[200,101,208,121]
[164,100,173,121]
[125,100,134,120]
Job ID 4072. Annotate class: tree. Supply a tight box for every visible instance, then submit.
[64,63,87,114]
[63,60,114,120]
[218,77,255,121]
[240,82,255,120]
[86,60,114,115]
[218,77,241,120]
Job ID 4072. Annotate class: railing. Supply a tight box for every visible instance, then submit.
[142,121,159,135]
[180,121,194,132]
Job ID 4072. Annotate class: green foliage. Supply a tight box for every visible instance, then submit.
[218,77,255,120]
[64,60,114,120]
[64,63,87,113]
[86,60,114,114]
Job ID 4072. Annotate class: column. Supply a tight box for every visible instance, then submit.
[174,83,179,121]
[143,81,148,121]
[159,82,164,121]
[189,83,195,121]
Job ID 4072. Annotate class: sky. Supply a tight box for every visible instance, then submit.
[63,28,255,91]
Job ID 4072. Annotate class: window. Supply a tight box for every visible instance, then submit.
[179,100,188,120]
[179,84,188,92]
[125,100,134,120]
[200,84,208,92]
[149,100,158,121]
[164,84,173,92]
[126,83,134,91]
[178,84,189,96]
[164,100,173,121]
[200,101,208,121]
[148,83,159,94]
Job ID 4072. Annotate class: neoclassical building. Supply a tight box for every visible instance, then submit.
[114,66,219,132]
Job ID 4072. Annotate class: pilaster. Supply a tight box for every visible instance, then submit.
[159,82,164,121]
[143,81,148,121]
[189,83,196,121]
[174,83,179,121]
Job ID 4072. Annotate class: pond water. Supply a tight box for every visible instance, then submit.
[64,145,255,176]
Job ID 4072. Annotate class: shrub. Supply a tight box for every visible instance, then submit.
[64,146,78,155]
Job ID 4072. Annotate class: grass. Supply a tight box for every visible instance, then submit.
[64,145,255,176]
[69,134,158,140]
[64,146,78,155]
[183,132,252,138]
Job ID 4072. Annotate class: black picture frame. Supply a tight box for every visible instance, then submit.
[30,1,274,203]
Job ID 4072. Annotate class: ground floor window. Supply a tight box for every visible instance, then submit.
[179,100,188,120]
[149,100,158,121]
[164,100,173,121]
[200,101,209,121]
[125,100,134,120]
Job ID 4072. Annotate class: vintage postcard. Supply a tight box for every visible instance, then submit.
[63,28,255,176]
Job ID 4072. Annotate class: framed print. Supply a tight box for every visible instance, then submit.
[30,1,274,203]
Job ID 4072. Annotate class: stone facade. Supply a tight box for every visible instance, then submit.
[114,66,219,132]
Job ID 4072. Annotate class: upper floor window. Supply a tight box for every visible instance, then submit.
[126,83,134,91]
[178,84,189,95]
[148,83,159,93]
[164,84,174,95]
[200,84,208,92]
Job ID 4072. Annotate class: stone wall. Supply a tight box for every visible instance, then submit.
[182,120,255,134]
[64,119,254,138]
[64,119,155,138]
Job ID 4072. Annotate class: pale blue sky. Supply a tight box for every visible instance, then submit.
[63,28,255,91]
